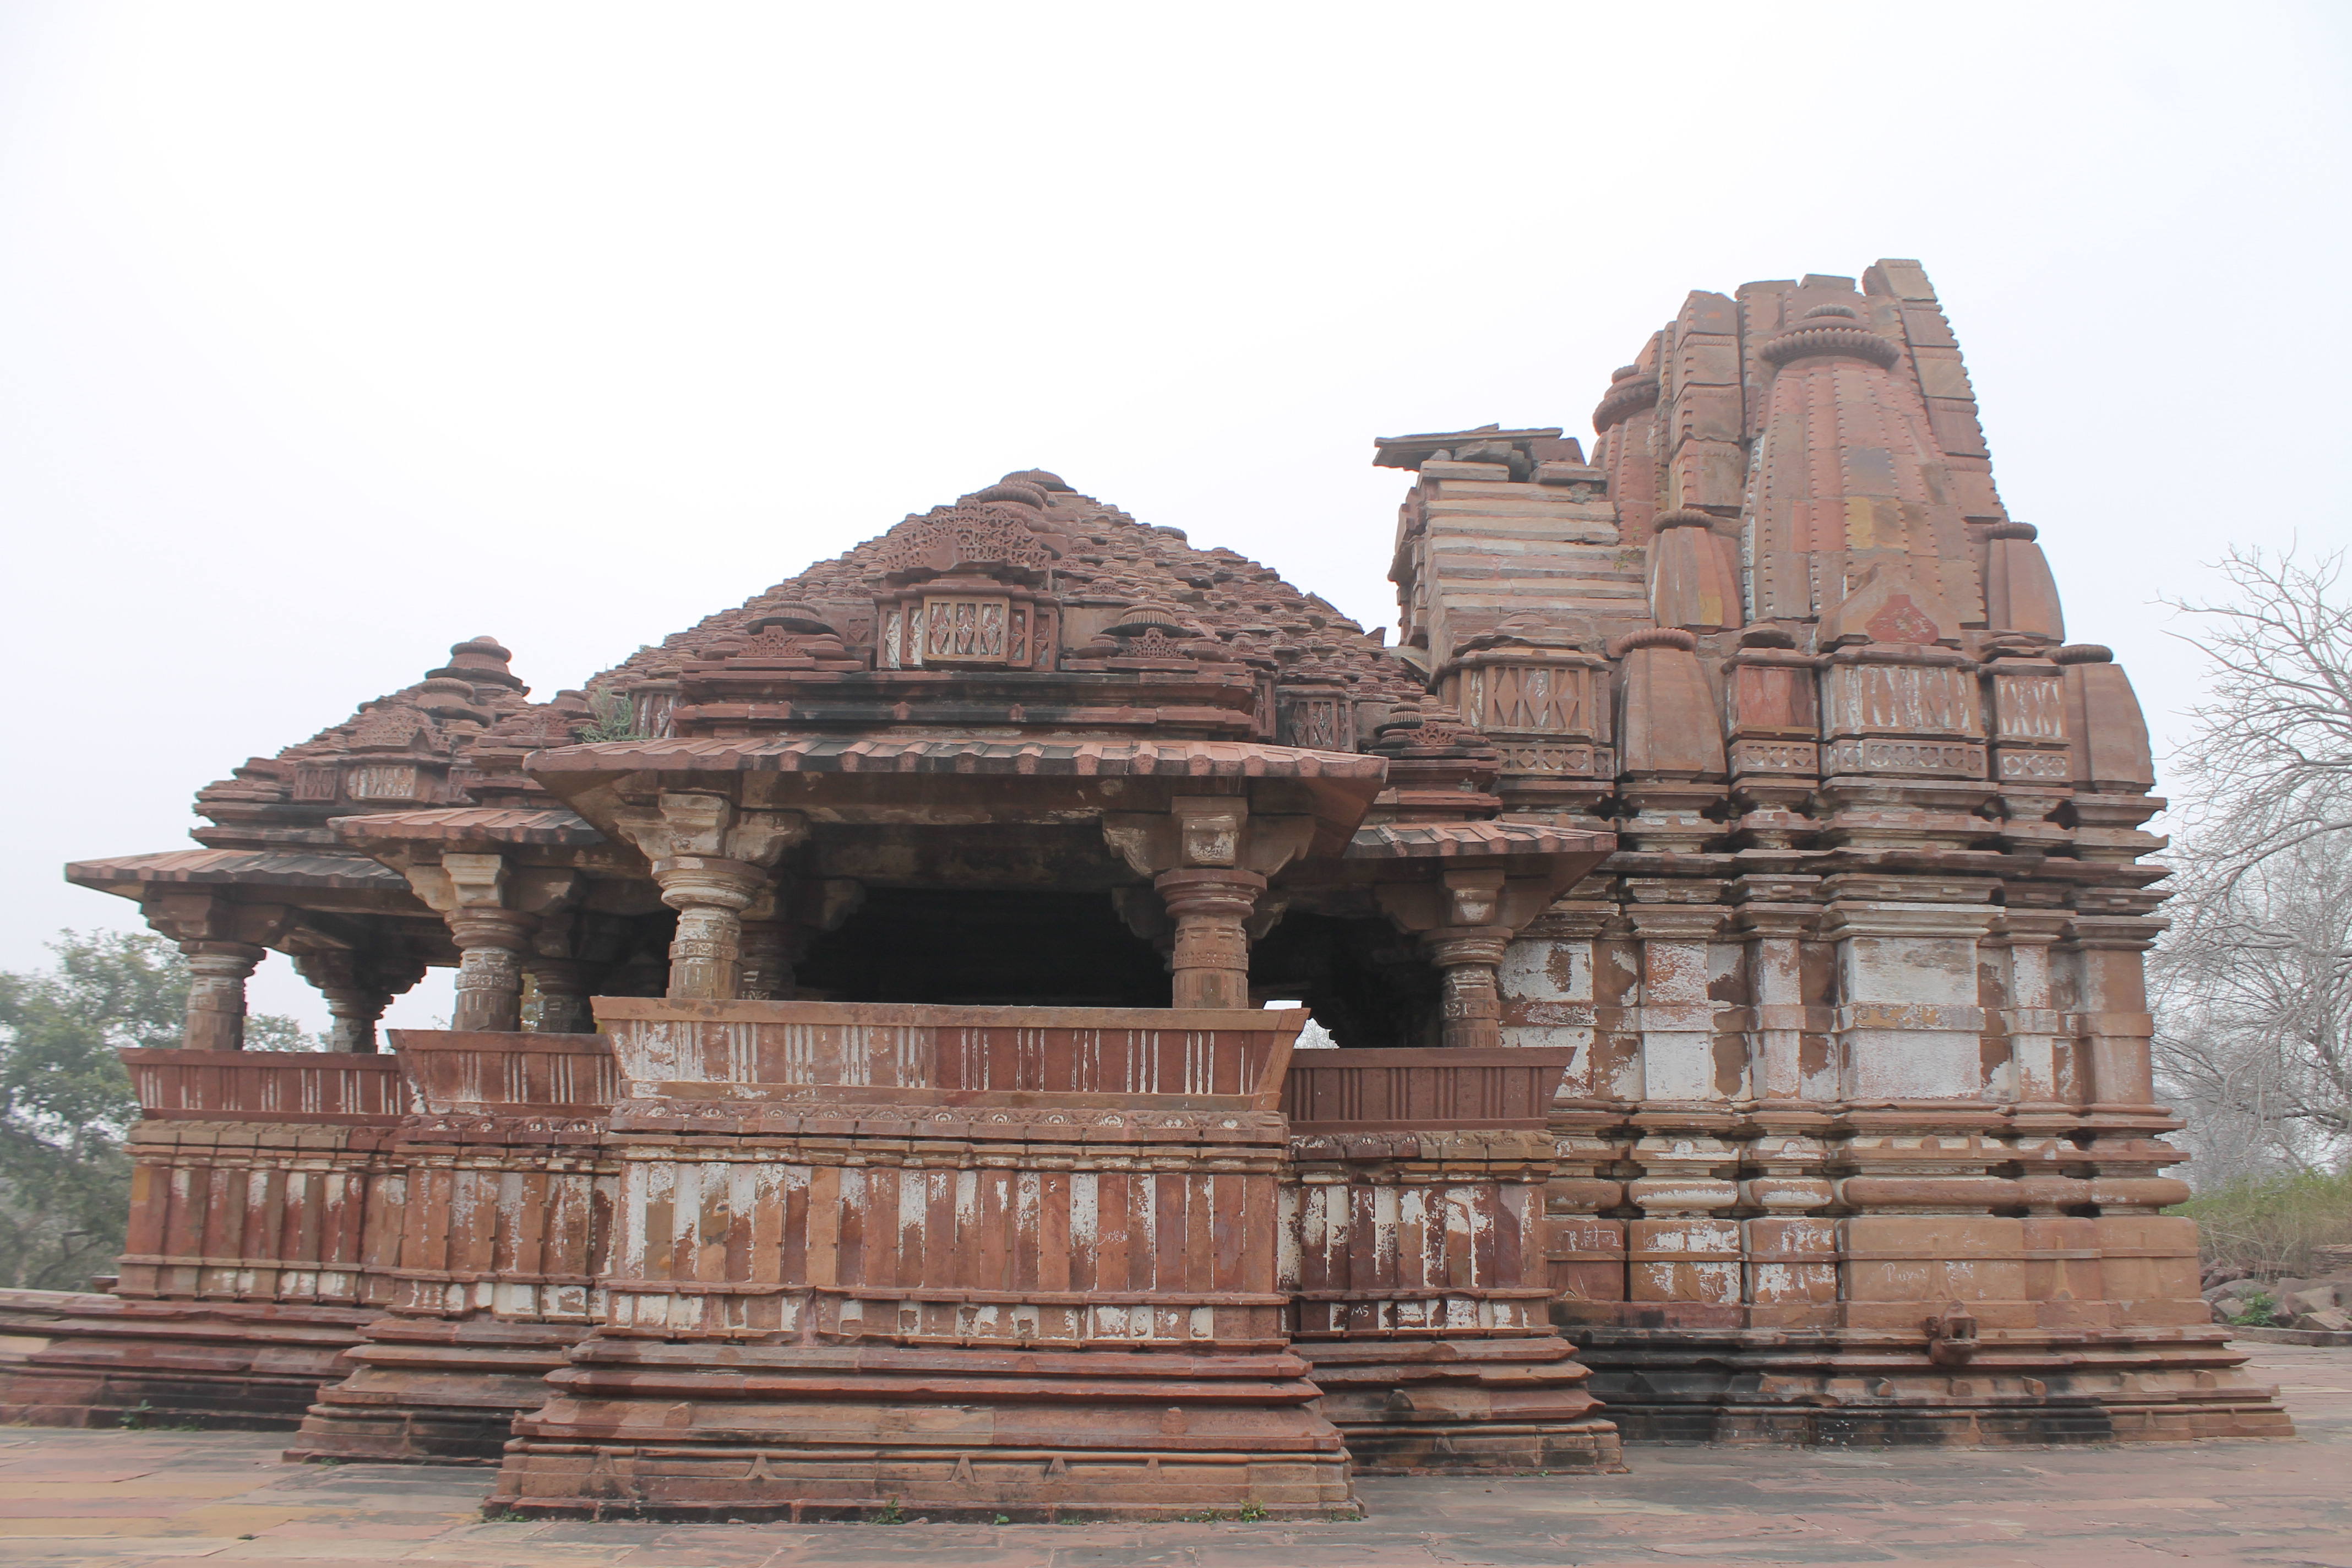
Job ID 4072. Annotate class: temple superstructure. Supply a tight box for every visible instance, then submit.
[0,259,2287,1519]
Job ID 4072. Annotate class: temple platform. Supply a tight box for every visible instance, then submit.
[0,1342,2339,1567]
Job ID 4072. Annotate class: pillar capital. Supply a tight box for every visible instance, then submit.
[650,855,770,913]
[139,893,293,1052]
[611,792,807,868]
[1378,867,1572,1050]
[607,795,807,1001]
[292,949,427,1053]
[1419,924,1512,971]
[1102,796,1314,880]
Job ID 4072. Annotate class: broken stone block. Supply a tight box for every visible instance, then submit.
[2286,1286,2341,1316]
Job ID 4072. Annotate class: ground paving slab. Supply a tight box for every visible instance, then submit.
[0,1344,2342,1567]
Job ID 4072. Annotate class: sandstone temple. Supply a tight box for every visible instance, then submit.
[0,259,2291,1519]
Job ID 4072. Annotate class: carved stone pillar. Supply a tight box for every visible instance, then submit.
[1102,793,1314,1012]
[1422,925,1512,1049]
[183,943,266,1052]
[399,853,578,1037]
[736,921,797,1001]
[140,894,295,1052]
[1379,867,1565,1049]
[1156,868,1267,1009]
[734,880,863,1001]
[657,858,769,1001]
[608,792,807,1002]
[449,910,537,1033]
[292,950,427,1052]
[527,959,597,1035]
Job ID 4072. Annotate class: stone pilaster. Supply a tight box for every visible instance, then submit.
[2057,914,2165,1114]
[1501,901,1614,1071]
[1983,908,2070,1110]
[1621,890,1729,1104]
[1727,890,1822,1107]
[1818,876,1997,1102]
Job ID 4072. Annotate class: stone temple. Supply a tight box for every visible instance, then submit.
[0,259,2293,1519]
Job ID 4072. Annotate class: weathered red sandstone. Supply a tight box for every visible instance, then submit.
[0,259,2289,1516]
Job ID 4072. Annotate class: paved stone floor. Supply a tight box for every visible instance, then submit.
[2,1344,2345,1567]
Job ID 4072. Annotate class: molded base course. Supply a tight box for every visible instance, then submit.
[490,1338,1359,1520]
[0,1290,372,1431]
[1297,1335,1625,1474]
[286,1316,591,1464]
[1563,1323,2299,1446]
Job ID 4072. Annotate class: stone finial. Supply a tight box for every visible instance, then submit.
[413,677,490,725]
[1592,367,1662,435]
[432,636,525,691]
[1000,469,1072,492]
[963,480,1050,509]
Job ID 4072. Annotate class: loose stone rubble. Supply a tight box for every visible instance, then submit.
[0,258,2290,1518]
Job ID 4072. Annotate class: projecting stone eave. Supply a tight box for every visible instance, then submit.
[526,734,1394,862]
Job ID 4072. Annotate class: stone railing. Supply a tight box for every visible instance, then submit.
[113,1049,408,1305]
[493,1000,1354,1521]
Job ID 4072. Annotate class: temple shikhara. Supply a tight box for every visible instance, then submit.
[0,259,2293,1518]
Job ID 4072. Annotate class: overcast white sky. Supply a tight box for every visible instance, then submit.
[3,2,2347,1033]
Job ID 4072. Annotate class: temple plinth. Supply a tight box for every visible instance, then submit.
[286,1030,619,1463]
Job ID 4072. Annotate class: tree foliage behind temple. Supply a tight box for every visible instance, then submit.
[0,931,318,1291]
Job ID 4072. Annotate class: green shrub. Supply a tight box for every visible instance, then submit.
[2,931,319,1289]
[2170,1167,2352,1278]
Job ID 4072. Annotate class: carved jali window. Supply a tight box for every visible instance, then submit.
[292,767,339,802]
[346,765,419,801]
[1459,662,1601,737]
[1277,692,1352,753]
[921,596,1016,665]
[1987,671,2067,743]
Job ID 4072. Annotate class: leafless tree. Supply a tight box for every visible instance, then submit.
[2166,547,2352,882]
[2152,833,2352,1175]
[2153,547,2352,1178]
